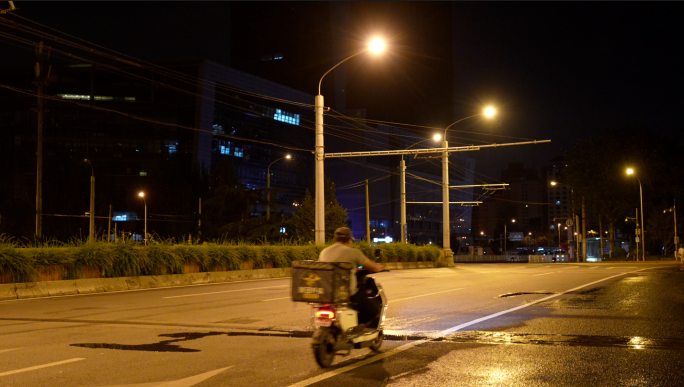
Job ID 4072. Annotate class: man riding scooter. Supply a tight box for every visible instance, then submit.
[319,227,385,328]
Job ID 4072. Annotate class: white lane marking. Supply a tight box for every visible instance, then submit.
[261,296,290,302]
[286,340,428,387]
[532,272,556,277]
[589,266,599,269]
[439,267,651,335]
[0,358,85,377]
[286,267,652,387]
[390,288,464,303]
[0,277,290,304]
[163,285,288,299]
[102,365,233,387]
[0,348,21,354]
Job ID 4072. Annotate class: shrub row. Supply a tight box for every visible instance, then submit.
[0,242,441,283]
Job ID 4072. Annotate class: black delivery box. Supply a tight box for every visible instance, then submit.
[291,260,352,303]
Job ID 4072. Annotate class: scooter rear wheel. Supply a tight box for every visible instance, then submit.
[370,330,384,352]
[313,329,336,368]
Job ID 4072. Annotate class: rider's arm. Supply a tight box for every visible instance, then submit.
[362,257,385,273]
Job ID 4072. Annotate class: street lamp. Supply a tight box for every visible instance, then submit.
[442,107,496,259]
[138,191,147,246]
[315,38,386,244]
[400,134,441,243]
[664,201,677,260]
[267,154,291,221]
[626,168,645,261]
[558,223,562,251]
[84,159,95,243]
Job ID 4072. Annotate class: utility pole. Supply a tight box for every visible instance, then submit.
[400,159,406,243]
[365,179,370,243]
[581,196,587,262]
[34,40,48,242]
[198,197,202,243]
[441,138,452,261]
[107,204,112,243]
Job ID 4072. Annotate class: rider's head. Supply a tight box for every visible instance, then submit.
[333,227,353,245]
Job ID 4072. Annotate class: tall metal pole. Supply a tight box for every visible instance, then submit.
[638,179,645,261]
[89,174,95,242]
[674,200,678,261]
[635,209,640,261]
[144,199,147,247]
[400,158,406,243]
[442,138,452,260]
[504,222,507,256]
[108,204,112,243]
[365,179,370,243]
[315,94,325,244]
[198,197,202,243]
[267,164,272,221]
[35,41,45,241]
[582,196,587,262]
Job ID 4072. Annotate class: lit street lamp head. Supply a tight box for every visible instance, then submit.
[368,38,386,54]
[550,181,557,186]
[433,134,442,141]
[286,154,291,159]
[626,168,634,175]
[138,192,144,198]
[484,106,496,118]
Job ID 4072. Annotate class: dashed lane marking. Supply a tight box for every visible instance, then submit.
[261,296,291,302]
[0,358,85,377]
[390,288,464,302]
[163,285,288,299]
[101,366,233,387]
[0,348,21,354]
[532,272,556,277]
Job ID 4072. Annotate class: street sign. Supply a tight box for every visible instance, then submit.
[635,237,640,243]
[566,219,574,227]
[508,232,524,241]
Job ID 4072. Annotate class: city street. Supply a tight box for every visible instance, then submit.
[1,262,682,386]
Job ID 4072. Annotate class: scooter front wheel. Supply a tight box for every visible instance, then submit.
[313,328,336,368]
[370,330,384,352]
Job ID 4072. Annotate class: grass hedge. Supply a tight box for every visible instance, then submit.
[0,236,442,283]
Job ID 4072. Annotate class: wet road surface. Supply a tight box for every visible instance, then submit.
[1,262,682,386]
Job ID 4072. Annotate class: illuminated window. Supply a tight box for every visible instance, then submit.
[140,171,147,176]
[166,144,177,154]
[280,227,286,233]
[57,94,90,100]
[274,109,300,125]
[234,148,243,157]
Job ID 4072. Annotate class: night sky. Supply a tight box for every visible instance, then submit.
[2,1,682,180]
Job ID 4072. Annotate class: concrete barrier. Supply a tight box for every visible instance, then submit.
[15,282,50,299]
[0,283,17,300]
[2,263,433,301]
[45,280,79,296]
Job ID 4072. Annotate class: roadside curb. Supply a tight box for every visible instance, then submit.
[0,263,440,301]
[0,283,18,300]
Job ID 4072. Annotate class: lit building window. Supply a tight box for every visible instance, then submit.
[57,94,90,100]
[140,171,147,176]
[234,148,244,157]
[280,227,286,233]
[274,109,300,125]
[556,201,561,205]
[166,144,177,154]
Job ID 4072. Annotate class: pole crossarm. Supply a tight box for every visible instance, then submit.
[449,183,509,189]
[406,201,483,205]
[324,140,551,158]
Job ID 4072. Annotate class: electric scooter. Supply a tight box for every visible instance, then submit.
[310,268,388,368]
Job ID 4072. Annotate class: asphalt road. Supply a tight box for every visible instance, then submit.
[1,262,682,386]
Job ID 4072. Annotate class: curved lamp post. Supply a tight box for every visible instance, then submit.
[400,134,441,243]
[626,168,645,261]
[84,159,95,243]
[315,38,386,244]
[138,192,147,246]
[267,154,291,221]
[441,107,496,257]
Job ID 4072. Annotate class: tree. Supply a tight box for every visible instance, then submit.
[291,176,347,242]
[564,128,684,257]
[201,157,263,240]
